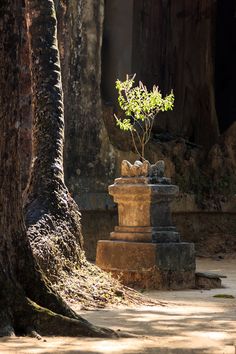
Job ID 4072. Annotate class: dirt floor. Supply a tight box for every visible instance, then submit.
[1,258,236,354]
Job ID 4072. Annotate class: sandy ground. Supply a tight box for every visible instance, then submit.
[1,258,236,354]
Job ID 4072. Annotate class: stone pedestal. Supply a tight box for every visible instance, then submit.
[96,160,196,289]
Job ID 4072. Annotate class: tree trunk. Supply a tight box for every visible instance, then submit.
[22,0,145,311]
[59,0,105,181]
[19,1,33,192]
[0,0,117,338]
[57,0,117,206]
[25,0,85,279]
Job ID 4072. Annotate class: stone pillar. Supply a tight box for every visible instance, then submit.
[96,160,196,289]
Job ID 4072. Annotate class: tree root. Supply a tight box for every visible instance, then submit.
[13,298,118,338]
[54,260,163,309]
[0,277,119,339]
[23,268,81,320]
[0,323,15,337]
[26,209,161,309]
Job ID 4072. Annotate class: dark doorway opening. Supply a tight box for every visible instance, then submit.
[215,0,236,133]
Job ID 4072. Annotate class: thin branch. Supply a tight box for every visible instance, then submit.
[146,115,155,144]
[131,130,143,160]
[132,115,145,134]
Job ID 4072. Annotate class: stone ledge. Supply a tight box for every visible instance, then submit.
[110,230,180,243]
[195,272,223,289]
[195,271,227,279]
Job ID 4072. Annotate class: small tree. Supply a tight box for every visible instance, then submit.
[115,75,174,160]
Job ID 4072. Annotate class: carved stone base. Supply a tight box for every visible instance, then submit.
[96,240,196,289]
[110,226,180,243]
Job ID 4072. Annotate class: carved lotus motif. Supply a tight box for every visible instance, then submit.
[121,160,150,177]
[121,159,166,178]
[150,160,165,178]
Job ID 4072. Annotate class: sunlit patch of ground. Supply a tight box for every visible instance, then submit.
[1,258,236,353]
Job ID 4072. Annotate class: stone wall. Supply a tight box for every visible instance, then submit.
[103,0,219,148]
[82,209,236,261]
[56,0,236,260]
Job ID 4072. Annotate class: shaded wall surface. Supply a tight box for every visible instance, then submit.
[82,210,236,261]
[102,0,134,105]
[215,0,236,133]
[102,0,219,148]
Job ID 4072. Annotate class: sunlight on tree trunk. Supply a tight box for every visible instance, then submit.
[0,0,116,338]
[25,0,85,279]
[21,0,157,312]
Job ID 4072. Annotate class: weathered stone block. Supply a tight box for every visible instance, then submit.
[109,183,179,230]
[195,272,223,289]
[156,243,195,271]
[96,240,196,289]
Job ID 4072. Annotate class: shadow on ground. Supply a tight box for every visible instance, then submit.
[0,258,235,353]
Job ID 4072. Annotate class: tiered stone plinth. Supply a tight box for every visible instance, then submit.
[96,241,195,289]
[96,161,196,289]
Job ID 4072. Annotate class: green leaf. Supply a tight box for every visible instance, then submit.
[114,74,174,158]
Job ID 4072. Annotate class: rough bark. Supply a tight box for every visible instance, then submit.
[60,0,104,178]
[57,0,117,207]
[21,0,154,310]
[25,0,85,279]
[19,1,33,192]
[0,0,115,338]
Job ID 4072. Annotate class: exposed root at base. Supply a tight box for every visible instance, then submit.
[52,260,164,310]
[11,298,118,338]
[26,208,163,310]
